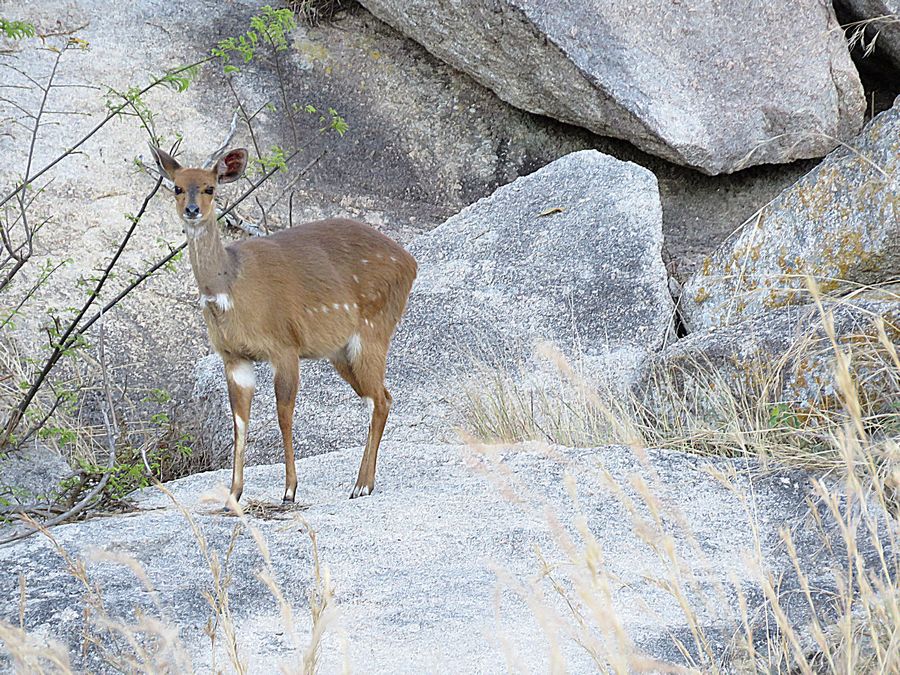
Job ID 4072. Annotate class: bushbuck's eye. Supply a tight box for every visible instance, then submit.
[204,186,214,195]
[174,186,184,195]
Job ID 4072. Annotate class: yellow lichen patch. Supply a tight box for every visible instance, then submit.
[793,356,810,389]
[294,38,329,64]
[694,287,710,304]
[765,286,804,309]
[820,228,873,280]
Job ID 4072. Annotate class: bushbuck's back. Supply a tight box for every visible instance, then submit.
[204,218,416,363]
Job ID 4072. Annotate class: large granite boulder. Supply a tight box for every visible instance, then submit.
[681,97,900,332]
[192,150,673,466]
[357,0,865,174]
[0,443,889,671]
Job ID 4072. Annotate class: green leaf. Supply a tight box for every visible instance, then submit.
[0,18,36,40]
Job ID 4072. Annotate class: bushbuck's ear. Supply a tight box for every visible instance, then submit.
[216,148,248,184]
[148,144,181,180]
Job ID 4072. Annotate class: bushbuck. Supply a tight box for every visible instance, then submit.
[149,144,416,503]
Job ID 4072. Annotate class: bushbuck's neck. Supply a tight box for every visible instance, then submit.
[186,215,237,297]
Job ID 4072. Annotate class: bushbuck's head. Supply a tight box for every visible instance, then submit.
[149,145,248,225]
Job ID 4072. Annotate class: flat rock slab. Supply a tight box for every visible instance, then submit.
[681,96,900,332]
[358,0,864,174]
[192,150,673,466]
[0,442,881,672]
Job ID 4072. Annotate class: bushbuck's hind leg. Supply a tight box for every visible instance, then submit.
[225,358,255,504]
[272,355,300,503]
[339,342,391,499]
[331,357,365,397]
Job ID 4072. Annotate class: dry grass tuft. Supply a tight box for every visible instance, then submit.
[289,0,353,25]
[463,294,899,481]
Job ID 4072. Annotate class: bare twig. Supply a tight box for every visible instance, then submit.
[1,179,163,446]
[0,250,64,330]
[0,57,212,211]
[0,316,118,547]
[202,110,240,169]
[225,80,264,161]
[24,48,64,183]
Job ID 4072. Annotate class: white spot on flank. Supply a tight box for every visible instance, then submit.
[322,306,329,314]
[230,362,256,389]
[347,333,363,362]
[390,255,397,262]
[333,303,341,310]
[343,303,351,311]
[361,259,368,265]
[353,275,359,283]
[201,293,232,312]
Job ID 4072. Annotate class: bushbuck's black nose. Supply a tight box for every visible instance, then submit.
[184,204,200,219]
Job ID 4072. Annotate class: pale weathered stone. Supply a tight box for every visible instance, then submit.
[681,97,900,332]
[192,150,673,467]
[357,0,865,174]
[0,441,71,507]
[0,443,887,672]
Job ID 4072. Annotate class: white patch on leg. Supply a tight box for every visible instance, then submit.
[347,333,363,363]
[234,415,247,448]
[230,362,256,389]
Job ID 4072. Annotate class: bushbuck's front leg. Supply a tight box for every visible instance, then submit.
[225,358,255,503]
[272,355,299,503]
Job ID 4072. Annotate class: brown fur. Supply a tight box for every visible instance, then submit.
[150,145,416,502]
